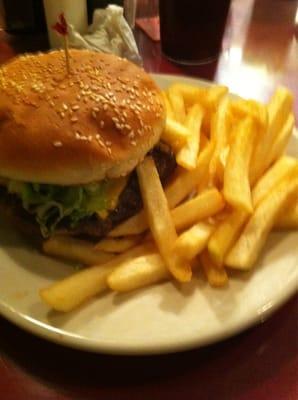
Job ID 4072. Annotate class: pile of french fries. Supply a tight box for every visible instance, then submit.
[40,82,298,312]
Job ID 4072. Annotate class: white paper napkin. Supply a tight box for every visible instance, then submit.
[68,5,142,65]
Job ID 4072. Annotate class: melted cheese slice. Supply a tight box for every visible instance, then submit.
[96,176,128,219]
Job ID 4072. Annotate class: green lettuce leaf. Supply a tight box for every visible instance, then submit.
[8,181,108,237]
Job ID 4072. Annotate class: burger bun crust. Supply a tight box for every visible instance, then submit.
[0,50,165,185]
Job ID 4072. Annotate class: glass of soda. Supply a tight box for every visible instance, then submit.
[159,0,231,65]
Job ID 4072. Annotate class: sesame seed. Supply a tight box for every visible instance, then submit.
[92,111,97,118]
[71,117,78,123]
[100,120,105,128]
[53,141,62,147]
[62,103,68,110]
[103,104,108,110]
[72,105,79,111]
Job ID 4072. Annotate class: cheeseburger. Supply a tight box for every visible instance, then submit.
[0,50,175,239]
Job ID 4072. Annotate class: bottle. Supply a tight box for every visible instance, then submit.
[43,0,88,48]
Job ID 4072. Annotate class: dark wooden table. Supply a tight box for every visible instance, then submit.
[0,1,297,399]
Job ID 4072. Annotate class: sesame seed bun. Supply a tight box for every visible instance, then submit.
[0,49,165,184]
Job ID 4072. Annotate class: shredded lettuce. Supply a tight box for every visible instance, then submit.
[8,181,108,237]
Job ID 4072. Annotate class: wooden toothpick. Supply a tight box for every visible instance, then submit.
[52,13,70,75]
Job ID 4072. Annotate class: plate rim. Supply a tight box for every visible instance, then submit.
[0,276,297,355]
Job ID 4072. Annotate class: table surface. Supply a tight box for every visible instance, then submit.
[0,0,297,399]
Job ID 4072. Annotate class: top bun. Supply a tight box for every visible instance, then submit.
[0,50,165,185]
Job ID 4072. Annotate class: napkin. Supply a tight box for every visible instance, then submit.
[67,5,142,65]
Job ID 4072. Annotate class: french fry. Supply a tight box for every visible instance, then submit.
[176,103,204,169]
[94,236,141,253]
[209,96,230,185]
[40,244,153,312]
[168,83,227,126]
[172,188,225,231]
[218,145,230,171]
[252,156,298,207]
[275,191,298,229]
[107,253,169,292]
[108,250,203,294]
[225,168,298,270]
[109,141,214,237]
[205,85,229,110]
[117,188,223,239]
[265,113,295,167]
[163,117,190,150]
[208,156,298,266]
[174,222,214,260]
[41,264,114,312]
[167,85,186,122]
[43,236,113,266]
[250,87,293,184]
[161,91,174,119]
[230,98,268,129]
[208,209,248,267]
[267,87,293,138]
[108,210,148,237]
[202,86,229,134]
[137,156,192,282]
[200,250,228,287]
[109,178,223,240]
[223,117,256,213]
[165,140,214,207]
[169,83,207,107]
[175,82,227,110]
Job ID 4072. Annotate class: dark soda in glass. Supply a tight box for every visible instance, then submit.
[159,0,231,64]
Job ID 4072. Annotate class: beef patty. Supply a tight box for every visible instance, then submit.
[0,144,176,240]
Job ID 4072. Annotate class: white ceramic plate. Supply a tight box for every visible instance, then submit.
[0,75,297,355]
